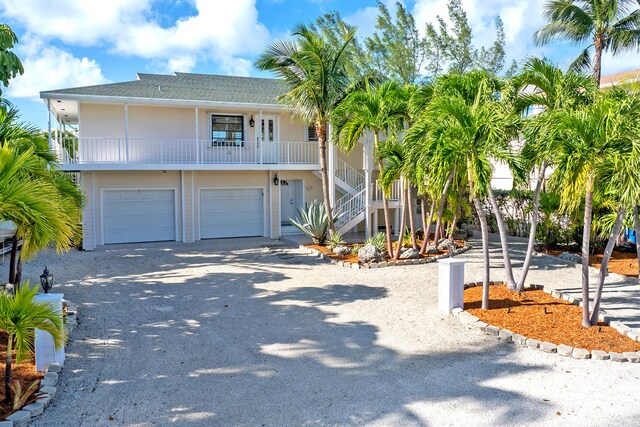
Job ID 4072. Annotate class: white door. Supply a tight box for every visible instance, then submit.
[261,116,278,163]
[280,180,304,225]
[103,190,175,244]
[200,189,264,239]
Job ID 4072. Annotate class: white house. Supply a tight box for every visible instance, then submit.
[41,72,400,250]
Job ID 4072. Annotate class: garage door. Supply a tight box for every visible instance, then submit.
[103,190,176,244]
[200,188,264,239]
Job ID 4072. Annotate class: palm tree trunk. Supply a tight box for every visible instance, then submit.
[433,167,455,246]
[407,186,418,249]
[378,162,393,257]
[420,196,428,243]
[394,178,408,260]
[634,205,640,278]
[449,200,460,241]
[472,196,491,310]
[420,199,435,254]
[8,234,18,284]
[516,163,546,291]
[589,207,624,325]
[14,255,23,289]
[581,180,595,328]
[4,335,12,404]
[487,187,517,290]
[316,121,335,233]
[593,39,603,87]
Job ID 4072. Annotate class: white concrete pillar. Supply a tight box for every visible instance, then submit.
[438,259,465,314]
[124,103,129,162]
[328,128,336,206]
[195,107,200,163]
[393,207,399,236]
[47,99,52,152]
[35,293,65,372]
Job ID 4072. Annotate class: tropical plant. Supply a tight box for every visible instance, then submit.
[289,200,340,246]
[0,284,65,403]
[9,378,43,411]
[256,23,361,233]
[0,24,24,96]
[327,230,346,249]
[534,0,640,85]
[350,244,361,255]
[364,232,387,254]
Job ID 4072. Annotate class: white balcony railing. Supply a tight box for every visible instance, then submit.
[58,138,319,166]
[373,180,400,202]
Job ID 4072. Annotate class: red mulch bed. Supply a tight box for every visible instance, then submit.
[548,249,639,277]
[0,332,43,419]
[465,285,640,352]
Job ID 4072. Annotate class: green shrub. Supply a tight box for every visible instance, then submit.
[327,230,347,249]
[289,200,330,245]
[350,244,361,255]
[364,232,387,253]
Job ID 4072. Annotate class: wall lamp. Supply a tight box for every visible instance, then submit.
[249,114,255,127]
[273,174,279,186]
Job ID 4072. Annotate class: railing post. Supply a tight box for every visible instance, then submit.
[195,107,200,163]
[124,103,129,162]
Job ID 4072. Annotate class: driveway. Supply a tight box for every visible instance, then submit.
[3,237,640,426]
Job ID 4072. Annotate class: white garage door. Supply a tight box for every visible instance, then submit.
[103,190,176,244]
[200,188,264,239]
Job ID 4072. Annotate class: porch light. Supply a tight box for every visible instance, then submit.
[40,266,53,293]
[249,115,255,127]
[273,174,279,186]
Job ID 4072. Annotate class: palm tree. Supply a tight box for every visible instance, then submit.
[534,0,640,85]
[256,23,360,232]
[0,24,24,96]
[0,284,65,403]
[332,80,408,255]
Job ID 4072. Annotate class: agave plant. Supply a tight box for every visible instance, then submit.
[290,200,341,246]
[364,232,387,254]
[327,230,347,249]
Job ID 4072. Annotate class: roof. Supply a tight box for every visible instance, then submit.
[40,72,287,105]
[600,69,640,87]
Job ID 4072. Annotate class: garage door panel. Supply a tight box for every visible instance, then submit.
[103,190,175,244]
[200,189,263,239]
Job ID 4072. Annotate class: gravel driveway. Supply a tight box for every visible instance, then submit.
[2,236,640,426]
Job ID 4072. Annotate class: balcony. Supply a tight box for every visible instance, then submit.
[56,138,320,171]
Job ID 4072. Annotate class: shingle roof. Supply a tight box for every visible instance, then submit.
[600,69,640,86]
[40,72,287,105]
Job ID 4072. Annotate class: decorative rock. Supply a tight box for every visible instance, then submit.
[609,352,627,362]
[7,410,30,427]
[0,422,13,427]
[557,344,573,357]
[540,342,557,353]
[399,248,420,259]
[332,245,350,256]
[458,312,479,324]
[591,350,610,360]
[357,244,384,263]
[36,395,52,407]
[451,307,463,315]
[369,263,378,269]
[425,246,438,255]
[350,263,360,269]
[40,385,57,398]
[378,261,388,268]
[572,348,591,359]
[469,320,488,330]
[526,338,541,349]
[40,377,57,387]
[558,252,582,263]
[483,325,500,337]
[627,330,640,341]
[460,223,475,237]
[498,329,513,342]
[44,372,58,383]
[623,352,640,363]
[512,334,527,346]
[23,402,45,416]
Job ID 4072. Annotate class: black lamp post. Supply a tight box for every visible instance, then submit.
[40,266,53,293]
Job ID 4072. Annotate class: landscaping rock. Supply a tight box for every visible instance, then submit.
[451,308,463,315]
[558,252,582,263]
[0,422,13,427]
[469,320,488,330]
[498,329,513,342]
[526,338,541,349]
[623,352,640,363]
[458,312,479,324]
[332,246,350,256]
[557,344,573,357]
[609,352,627,362]
[23,402,45,416]
[7,410,30,427]
[43,372,58,384]
[452,229,467,240]
[540,342,557,353]
[627,330,640,341]
[591,350,610,360]
[512,334,527,346]
[425,246,439,255]
[350,262,360,269]
[357,244,384,263]
[572,348,591,359]
[460,223,475,237]
[36,395,52,407]
[40,385,57,398]
[399,248,420,259]
[483,325,500,336]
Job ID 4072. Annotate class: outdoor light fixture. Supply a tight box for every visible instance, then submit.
[249,115,255,127]
[273,174,279,186]
[40,266,53,293]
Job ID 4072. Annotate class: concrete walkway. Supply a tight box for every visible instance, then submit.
[1,236,639,426]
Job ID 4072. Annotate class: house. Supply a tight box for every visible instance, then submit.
[41,73,400,250]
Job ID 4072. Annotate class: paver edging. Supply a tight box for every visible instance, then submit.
[299,243,472,270]
[454,282,640,363]
[2,300,78,425]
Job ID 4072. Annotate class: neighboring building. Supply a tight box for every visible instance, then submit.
[41,73,400,250]
[600,69,640,89]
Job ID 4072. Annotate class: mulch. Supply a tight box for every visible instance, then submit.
[548,249,639,277]
[465,285,640,353]
[0,331,43,419]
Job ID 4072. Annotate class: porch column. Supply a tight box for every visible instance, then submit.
[195,107,200,163]
[124,103,129,162]
[259,109,263,164]
[47,99,52,152]
[328,124,336,207]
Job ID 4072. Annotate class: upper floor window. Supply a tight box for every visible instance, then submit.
[212,115,244,147]
[307,123,318,142]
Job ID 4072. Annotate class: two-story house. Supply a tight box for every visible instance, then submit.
[41,72,400,250]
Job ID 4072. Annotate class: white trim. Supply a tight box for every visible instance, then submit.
[124,103,129,162]
[197,186,267,239]
[90,172,96,250]
[277,170,281,238]
[181,171,186,243]
[60,163,321,172]
[208,112,246,148]
[99,187,179,245]
[268,171,273,239]
[47,99,52,151]
[191,172,195,242]
[195,108,200,163]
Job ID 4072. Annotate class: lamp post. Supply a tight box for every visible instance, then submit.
[40,267,53,293]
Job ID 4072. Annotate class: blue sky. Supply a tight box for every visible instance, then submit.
[1,0,639,129]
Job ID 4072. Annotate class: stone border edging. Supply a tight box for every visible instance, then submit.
[455,282,640,363]
[299,243,472,269]
[3,300,78,427]
[533,250,636,283]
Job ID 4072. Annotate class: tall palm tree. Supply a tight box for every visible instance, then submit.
[256,23,359,232]
[0,284,64,403]
[332,80,408,255]
[534,0,640,85]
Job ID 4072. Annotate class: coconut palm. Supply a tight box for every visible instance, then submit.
[0,284,65,403]
[534,0,640,85]
[256,23,361,233]
[332,80,409,255]
[0,24,24,96]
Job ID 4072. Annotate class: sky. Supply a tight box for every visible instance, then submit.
[1,0,639,129]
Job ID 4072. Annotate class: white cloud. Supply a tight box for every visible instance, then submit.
[6,36,109,100]
[0,0,270,74]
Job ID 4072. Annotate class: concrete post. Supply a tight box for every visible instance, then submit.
[328,128,336,207]
[34,293,65,372]
[437,259,465,314]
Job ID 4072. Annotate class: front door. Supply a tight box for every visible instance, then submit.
[281,179,304,226]
[261,115,278,163]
